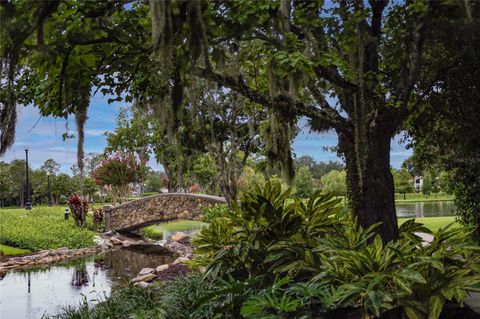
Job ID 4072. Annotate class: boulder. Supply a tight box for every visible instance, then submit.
[165,241,192,256]
[131,273,157,283]
[134,281,151,288]
[173,257,190,265]
[156,264,169,273]
[138,267,155,276]
[171,232,189,242]
[111,237,124,245]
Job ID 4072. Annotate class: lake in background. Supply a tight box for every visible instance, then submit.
[395,201,455,218]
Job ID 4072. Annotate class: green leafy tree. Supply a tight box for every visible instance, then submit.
[294,156,344,180]
[320,170,347,197]
[144,171,164,193]
[192,89,264,202]
[46,173,74,205]
[238,166,266,196]
[2,1,477,241]
[421,172,434,196]
[188,154,217,194]
[40,159,60,176]
[293,166,315,198]
[145,0,476,241]
[438,171,454,195]
[405,7,480,237]
[8,159,29,206]
[393,168,413,200]
[0,162,13,206]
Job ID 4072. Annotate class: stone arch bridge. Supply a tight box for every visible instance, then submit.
[104,193,226,232]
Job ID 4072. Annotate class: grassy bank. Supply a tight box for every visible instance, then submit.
[395,192,454,203]
[398,216,459,232]
[0,207,95,251]
[0,243,31,256]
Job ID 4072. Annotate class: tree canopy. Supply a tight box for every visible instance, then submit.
[1,0,478,241]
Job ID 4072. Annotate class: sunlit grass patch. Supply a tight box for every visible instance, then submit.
[0,207,95,251]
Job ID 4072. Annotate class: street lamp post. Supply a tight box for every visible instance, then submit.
[25,147,32,210]
[47,172,53,206]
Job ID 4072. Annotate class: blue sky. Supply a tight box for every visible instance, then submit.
[1,93,411,174]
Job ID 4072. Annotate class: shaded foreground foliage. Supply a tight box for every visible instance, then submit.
[52,182,480,319]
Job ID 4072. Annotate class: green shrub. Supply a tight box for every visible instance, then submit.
[52,182,480,319]
[139,226,164,240]
[193,181,344,280]
[0,207,95,251]
[202,204,229,223]
[191,181,480,318]
[47,284,164,319]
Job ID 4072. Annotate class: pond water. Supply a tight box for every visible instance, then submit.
[143,220,206,243]
[0,219,205,319]
[395,201,455,218]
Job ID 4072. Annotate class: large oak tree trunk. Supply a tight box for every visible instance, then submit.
[339,125,399,242]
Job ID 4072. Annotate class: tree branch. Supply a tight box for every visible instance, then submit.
[192,66,349,133]
[397,0,439,108]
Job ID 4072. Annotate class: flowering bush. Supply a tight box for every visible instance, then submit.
[93,153,146,204]
[67,193,89,227]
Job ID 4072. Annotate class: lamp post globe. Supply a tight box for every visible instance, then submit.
[24,146,32,210]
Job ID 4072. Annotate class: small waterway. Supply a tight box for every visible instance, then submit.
[0,221,204,319]
[395,201,455,218]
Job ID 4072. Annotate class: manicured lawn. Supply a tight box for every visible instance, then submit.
[398,216,459,232]
[0,207,95,251]
[395,192,454,203]
[0,244,31,256]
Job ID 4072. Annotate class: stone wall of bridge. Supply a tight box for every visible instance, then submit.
[105,193,226,231]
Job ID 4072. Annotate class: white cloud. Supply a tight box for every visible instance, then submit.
[85,129,108,136]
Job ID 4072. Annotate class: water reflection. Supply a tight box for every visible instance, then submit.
[71,263,89,288]
[0,245,176,319]
[395,201,455,218]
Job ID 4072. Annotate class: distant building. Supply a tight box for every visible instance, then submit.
[413,176,423,192]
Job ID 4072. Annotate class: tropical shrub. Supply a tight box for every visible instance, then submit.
[93,153,145,204]
[52,182,480,319]
[202,204,229,223]
[67,193,89,227]
[191,181,480,318]
[238,166,266,195]
[293,165,316,198]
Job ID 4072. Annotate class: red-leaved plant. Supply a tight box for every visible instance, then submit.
[67,193,89,227]
[92,153,146,205]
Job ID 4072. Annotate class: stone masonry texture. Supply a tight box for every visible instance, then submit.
[109,193,226,231]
